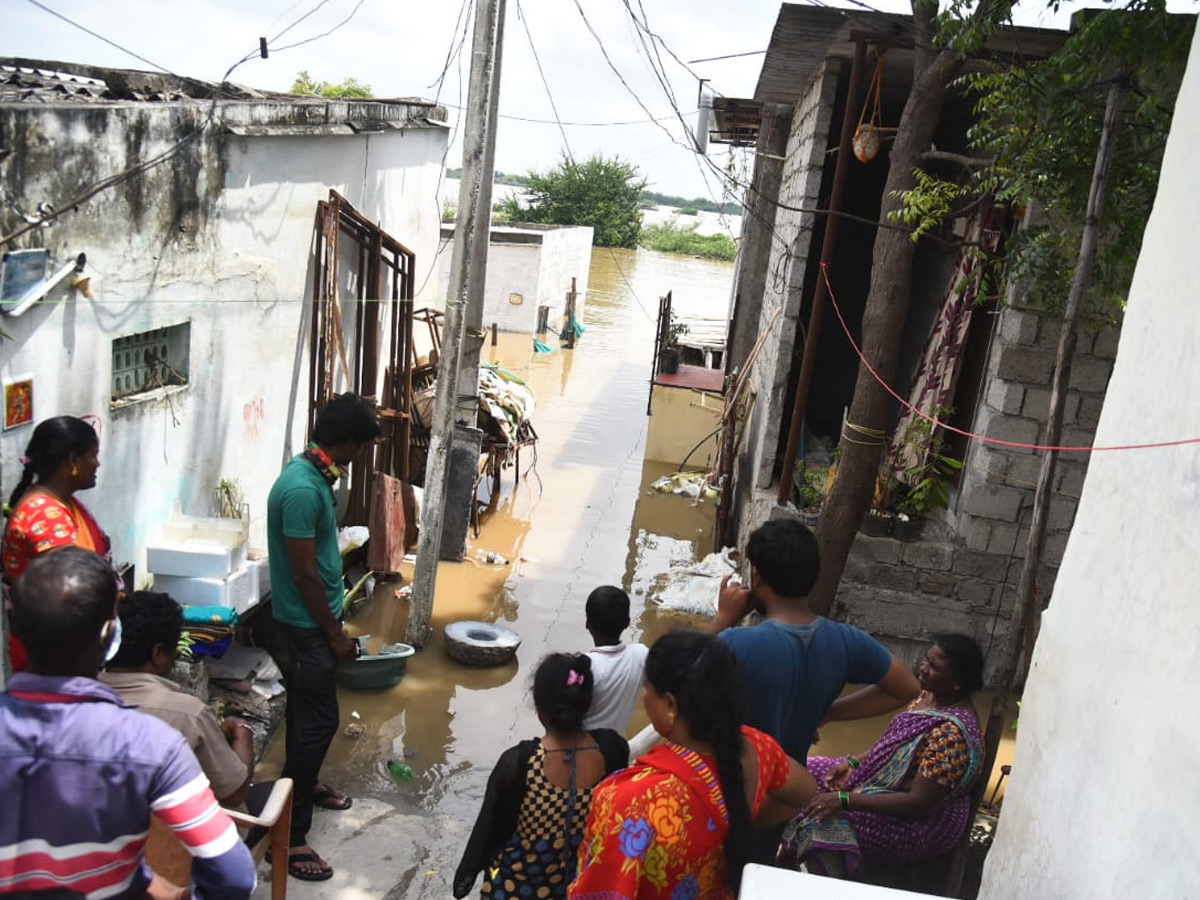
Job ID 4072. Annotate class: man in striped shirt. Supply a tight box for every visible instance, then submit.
[0,547,257,900]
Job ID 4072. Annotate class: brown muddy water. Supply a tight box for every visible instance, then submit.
[257,246,1016,889]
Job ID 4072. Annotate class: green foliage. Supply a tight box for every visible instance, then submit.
[503,154,647,248]
[897,2,1192,320]
[290,70,374,99]
[892,410,962,517]
[796,466,829,510]
[677,206,700,216]
[664,308,690,348]
[641,219,738,261]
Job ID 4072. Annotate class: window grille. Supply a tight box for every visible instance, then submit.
[111,323,190,400]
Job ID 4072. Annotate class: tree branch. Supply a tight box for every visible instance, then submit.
[921,150,995,169]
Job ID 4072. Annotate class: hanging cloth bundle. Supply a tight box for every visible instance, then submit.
[853,52,888,163]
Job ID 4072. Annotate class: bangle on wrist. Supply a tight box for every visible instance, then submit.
[847,755,861,769]
[839,790,850,811]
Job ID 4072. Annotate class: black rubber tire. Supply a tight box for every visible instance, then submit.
[444,620,521,667]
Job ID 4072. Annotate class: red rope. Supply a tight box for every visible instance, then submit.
[820,263,1200,453]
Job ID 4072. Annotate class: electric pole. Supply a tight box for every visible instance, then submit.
[408,0,506,648]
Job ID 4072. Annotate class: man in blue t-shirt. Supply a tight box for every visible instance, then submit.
[708,518,920,863]
[267,392,381,881]
[708,518,920,763]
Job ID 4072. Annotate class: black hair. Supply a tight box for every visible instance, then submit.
[585,585,630,643]
[312,392,382,447]
[107,591,184,670]
[11,547,116,672]
[644,630,752,893]
[532,653,593,734]
[933,633,985,695]
[745,518,820,599]
[5,416,98,515]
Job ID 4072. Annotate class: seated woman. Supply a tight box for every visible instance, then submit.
[454,653,629,900]
[777,633,986,879]
[2,416,109,672]
[569,630,817,900]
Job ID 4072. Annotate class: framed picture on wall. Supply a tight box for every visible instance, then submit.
[4,375,33,430]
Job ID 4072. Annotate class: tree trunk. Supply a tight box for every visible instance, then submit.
[811,48,962,615]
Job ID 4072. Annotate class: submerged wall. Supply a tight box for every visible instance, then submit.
[979,27,1200,897]
[0,98,446,575]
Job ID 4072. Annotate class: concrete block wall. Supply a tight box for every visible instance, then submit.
[953,302,1117,565]
[740,58,843,512]
[835,302,1119,681]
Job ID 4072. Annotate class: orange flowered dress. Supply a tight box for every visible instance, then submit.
[569,726,788,900]
[2,490,110,670]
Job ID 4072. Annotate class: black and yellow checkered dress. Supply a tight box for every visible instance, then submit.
[481,743,596,900]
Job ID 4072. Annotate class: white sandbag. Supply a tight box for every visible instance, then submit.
[651,546,737,617]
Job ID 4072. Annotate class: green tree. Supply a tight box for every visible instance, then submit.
[290,70,374,99]
[502,154,646,248]
[898,2,1192,322]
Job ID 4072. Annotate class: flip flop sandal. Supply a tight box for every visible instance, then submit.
[313,784,353,810]
[268,850,334,882]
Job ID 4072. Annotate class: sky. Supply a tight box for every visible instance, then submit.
[0,0,1185,200]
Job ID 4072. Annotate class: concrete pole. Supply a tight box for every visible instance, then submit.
[408,0,503,649]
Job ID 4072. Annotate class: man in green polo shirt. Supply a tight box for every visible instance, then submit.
[267,392,381,881]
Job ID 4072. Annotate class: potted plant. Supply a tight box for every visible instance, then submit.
[889,411,963,538]
[657,310,688,375]
[793,465,827,526]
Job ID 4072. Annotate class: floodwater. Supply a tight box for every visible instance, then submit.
[256,247,736,881]
[257,245,1016,895]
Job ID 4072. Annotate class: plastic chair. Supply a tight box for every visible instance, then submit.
[146,778,293,900]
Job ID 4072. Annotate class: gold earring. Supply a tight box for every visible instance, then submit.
[72,466,79,476]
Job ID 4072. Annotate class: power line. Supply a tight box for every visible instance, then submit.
[270,0,370,53]
[515,0,573,161]
[22,0,173,73]
[687,50,767,64]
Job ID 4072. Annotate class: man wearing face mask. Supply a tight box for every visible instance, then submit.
[0,547,257,900]
[707,519,920,764]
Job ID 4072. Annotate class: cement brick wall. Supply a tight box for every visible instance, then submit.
[739,58,842,522]
[952,301,1117,565]
[836,301,1119,682]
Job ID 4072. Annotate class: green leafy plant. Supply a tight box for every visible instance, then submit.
[665,309,689,348]
[291,70,374,99]
[892,409,962,517]
[641,219,737,261]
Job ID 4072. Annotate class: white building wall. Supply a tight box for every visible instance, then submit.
[0,102,446,577]
[978,27,1200,898]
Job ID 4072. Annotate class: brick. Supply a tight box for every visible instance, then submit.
[952,549,1009,581]
[961,484,1025,523]
[902,541,954,571]
[1022,387,1050,419]
[1043,531,1070,565]
[1035,316,1064,350]
[986,380,1024,416]
[1062,426,1098,450]
[999,308,1040,345]
[1062,392,1082,425]
[1007,453,1044,486]
[1090,325,1121,359]
[995,345,1055,385]
[850,534,902,565]
[1075,395,1105,429]
[957,517,993,551]
[1046,497,1079,531]
[869,564,920,593]
[920,573,956,596]
[1056,465,1087,497]
[973,404,1043,447]
[955,578,998,607]
[1068,356,1113,394]
[987,523,1019,556]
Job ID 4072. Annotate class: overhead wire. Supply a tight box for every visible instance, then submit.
[514,0,574,162]
[21,0,173,73]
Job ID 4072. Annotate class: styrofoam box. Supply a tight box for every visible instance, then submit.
[147,541,248,579]
[154,560,259,614]
[250,556,271,599]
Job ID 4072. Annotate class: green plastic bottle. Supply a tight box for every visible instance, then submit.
[386,759,413,784]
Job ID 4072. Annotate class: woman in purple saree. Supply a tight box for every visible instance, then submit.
[777,634,985,879]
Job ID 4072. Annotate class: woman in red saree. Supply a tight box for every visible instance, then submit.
[3,416,109,670]
[569,631,817,900]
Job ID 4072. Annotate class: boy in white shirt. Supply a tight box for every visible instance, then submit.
[581,585,649,734]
